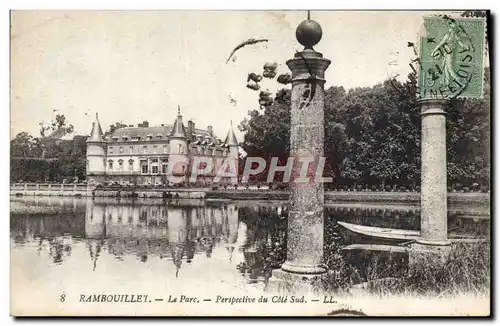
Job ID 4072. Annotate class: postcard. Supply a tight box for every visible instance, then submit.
[10,10,490,316]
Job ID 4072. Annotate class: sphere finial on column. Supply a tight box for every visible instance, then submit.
[296,19,322,50]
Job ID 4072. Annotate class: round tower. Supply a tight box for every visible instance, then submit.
[86,113,106,184]
[167,106,190,184]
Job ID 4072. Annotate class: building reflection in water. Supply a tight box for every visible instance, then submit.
[85,198,241,277]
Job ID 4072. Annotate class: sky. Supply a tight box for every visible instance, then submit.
[10,10,463,140]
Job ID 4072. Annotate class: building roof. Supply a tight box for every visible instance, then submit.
[170,107,187,138]
[224,124,238,146]
[108,125,217,143]
[104,107,230,146]
[88,113,103,142]
[110,126,173,140]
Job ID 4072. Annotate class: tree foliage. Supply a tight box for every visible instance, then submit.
[240,68,490,189]
[105,122,128,137]
[11,114,87,183]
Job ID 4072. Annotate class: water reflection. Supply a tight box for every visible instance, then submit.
[324,203,489,239]
[84,198,244,277]
[10,197,489,285]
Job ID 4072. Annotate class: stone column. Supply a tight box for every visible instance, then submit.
[268,18,330,292]
[409,99,451,271]
[418,98,450,245]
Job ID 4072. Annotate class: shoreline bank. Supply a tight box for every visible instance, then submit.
[10,185,490,206]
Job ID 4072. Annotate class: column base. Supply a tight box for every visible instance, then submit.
[415,238,451,246]
[266,268,327,295]
[281,261,327,275]
[408,240,452,274]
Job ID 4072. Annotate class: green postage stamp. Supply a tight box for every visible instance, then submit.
[419,16,486,99]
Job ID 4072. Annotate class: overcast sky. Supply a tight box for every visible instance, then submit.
[10,10,462,140]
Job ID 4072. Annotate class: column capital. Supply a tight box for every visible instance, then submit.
[286,54,331,82]
[418,98,449,116]
[417,98,451,105]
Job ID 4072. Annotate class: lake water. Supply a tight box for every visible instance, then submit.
[10,196,489,307]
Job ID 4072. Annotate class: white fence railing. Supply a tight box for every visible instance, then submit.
[11,183,89,191]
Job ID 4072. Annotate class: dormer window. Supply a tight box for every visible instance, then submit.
[122,135,129,141]
[147,134,153,141]
[112,136,119,141]
[156,133,163,139]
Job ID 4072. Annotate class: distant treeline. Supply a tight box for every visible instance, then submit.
[10,136,87,183]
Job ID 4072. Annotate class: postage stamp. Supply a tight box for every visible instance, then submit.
[418,16,486,99]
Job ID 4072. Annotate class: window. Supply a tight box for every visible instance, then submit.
[130,146,134,154]
[128,159,134,171]
[161,159,168,174]
[151,159,159,174]
[119,147,123,153]
[143,145,147,154]
[141,209,148,221]
[163,144,168,153]
[118,159,124,171]
[108,160,113,170]
[141,160,148,174]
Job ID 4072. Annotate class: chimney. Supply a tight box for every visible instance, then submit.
[207,125,213,135]
[188,120,195,141]
[142,121,149,127]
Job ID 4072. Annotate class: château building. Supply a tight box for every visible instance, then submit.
[86,107,239,186]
